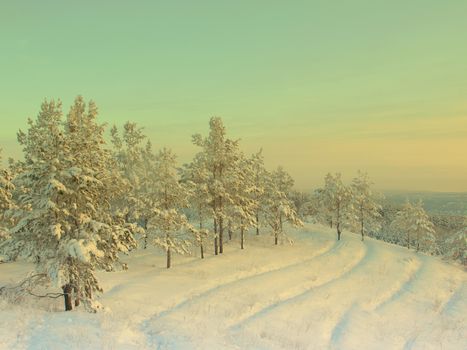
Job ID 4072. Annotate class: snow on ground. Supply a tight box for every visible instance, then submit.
[0,224,465,349]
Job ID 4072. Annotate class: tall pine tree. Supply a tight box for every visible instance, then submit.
[3,97,136,311]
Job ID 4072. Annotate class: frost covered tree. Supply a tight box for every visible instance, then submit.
[375,200,402,244]
[271,166,295,233]
[250,149,267,235]
[312,188,334,227]
[181,153,211,259]
[443,219,466,265]
[0,149,15,242]
[320,173,353,241]
[110,122,146,222]
[110,122,152,246]
[391,200,436,252]
[148,148,193,268]
[192,117,240,255]
[297,191,321,223]
[350,171,382,241]
[2,97,136,311]
[289,190,313,220]
[263,170,303,245]
[228,154,257,249]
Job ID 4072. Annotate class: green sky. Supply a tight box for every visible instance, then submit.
[1,1,466,191]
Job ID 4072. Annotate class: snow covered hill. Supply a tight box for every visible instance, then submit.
[1,224,465,350]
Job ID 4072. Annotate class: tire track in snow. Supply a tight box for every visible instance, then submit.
[141,238,342,346]
[232,239,406,350]
[326,253,425,349]
[329,304,359,349]
[142,240,355,348]
[373,256,426,312]
[363,256,464,350]
[230,240,369,332]
[439,281,467,317]
[365,255,423,311]
[146,239,340,321]
[325,242,387,349]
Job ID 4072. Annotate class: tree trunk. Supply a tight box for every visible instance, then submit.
[407,232,410,249]
[361,212,364,242]
[167,247,171,269]
[219,215,224,254]
[62,284,73,311]
[256,212,260,235]
[279,214,283,233]
[143,218,148,249]
[166,233,171,268]
[336,205,341,240]
[214,218,218,255]
[228,220,232,240]
[275,231,278,245]
[240,218,244,249]
[199,220,204,259]
[85,285,92,300]
[74,285,80,307]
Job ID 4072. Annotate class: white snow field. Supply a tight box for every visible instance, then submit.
[1,223,466,350]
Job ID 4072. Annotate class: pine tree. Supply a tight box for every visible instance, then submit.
[110,122,147,223]
[228,154,257,249]
[320,173,353,241]
[271,166,295,233]
[391,200,436,252]
[148,148,192,268]
[297,190,321,223]
[313,188,334,227]
[181,153,212,259]
[289,190,313,220]
[250,150,267,235]
[192,117,240,255]
[350,171,382,241]
[110,122,151,246]
[263,170,303,245]
[444,219,466,266]
[0,149,15,242]
[2,97,136,311]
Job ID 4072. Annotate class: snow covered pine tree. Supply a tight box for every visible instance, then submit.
[391,200,436,252]
[0,149,15,245]
[320,173,353,241]
[148,148,194,268]
[192,117,240,255]
[350,171,382,241]
[2,97,136,311]
[263,168,303,245]
[181,154,211,259]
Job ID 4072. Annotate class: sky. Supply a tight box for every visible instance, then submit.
[0,0,466,192]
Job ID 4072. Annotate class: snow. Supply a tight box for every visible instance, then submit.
[66,239,104,262]
[1,223,465,349]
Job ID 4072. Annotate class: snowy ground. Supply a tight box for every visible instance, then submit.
[1,224,466,350]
